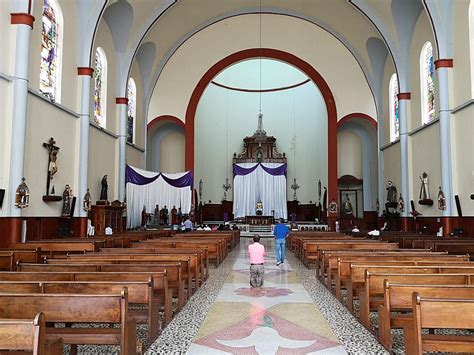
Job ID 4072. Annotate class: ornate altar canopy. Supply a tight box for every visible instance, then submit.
[232,114,288,220]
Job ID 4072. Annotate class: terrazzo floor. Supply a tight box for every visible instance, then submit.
[147,238,389,354]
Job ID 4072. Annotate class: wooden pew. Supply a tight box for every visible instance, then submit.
[409,293,474,354]
[18,261,186,311]
[10,240,105,257]
[344,255,470,309]
[333,254,470,300]
[0,289,139,354]
[0,253,13,271]
[358,271,474,327]
[0,279,162,342]
[0,312,62,354]
[0,271,172,325]
[378,282,474,350]
[0,249,41,264]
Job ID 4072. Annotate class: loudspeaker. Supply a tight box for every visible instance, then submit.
[455,195,462,217]
[69,197,76,218]
[0,189,5,208]
[471,194,474,200]
[410,200,415,212]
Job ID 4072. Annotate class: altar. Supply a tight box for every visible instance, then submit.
[245,215,274,225]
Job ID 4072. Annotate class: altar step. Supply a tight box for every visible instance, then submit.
[248,225,272,234]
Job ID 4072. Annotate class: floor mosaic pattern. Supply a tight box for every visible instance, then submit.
[148,238,388,354]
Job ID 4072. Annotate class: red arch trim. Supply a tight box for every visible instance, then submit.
[337,113,377,129]
[184,48,338,206]
[147,115,185,132]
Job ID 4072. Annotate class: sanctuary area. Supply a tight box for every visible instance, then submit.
[1,0,474,354]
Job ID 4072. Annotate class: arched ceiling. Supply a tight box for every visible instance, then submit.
[91,0,435,109]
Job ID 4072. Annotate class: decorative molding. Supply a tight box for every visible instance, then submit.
[89,122,118,139]
[28,88,79,118]
[337,112,377,128]
[434,59,453,69]
[126,141,145,152]
[147,115,185,131]
[10,13,35,28]
[77,67,94,76]
[116,97,129,105]
[451,99,474,114]
[380,138,400,151]
[408,118,439,136]
[397,92,411,100]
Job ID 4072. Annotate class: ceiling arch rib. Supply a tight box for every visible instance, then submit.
[140,8,381,119]
[422,0,453,58]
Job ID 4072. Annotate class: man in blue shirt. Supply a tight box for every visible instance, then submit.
[273,218,290,265]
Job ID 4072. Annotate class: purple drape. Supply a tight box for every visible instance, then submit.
[126,165,193,187]
[233,163,287,177]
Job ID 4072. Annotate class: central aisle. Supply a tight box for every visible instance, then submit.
[147,238,388,354]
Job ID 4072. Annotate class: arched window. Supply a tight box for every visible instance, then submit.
[93,48,107,128]
[389,73,399,142]
[420,42,436,124]
[470,0,474,98]
[127,78,137,144]
[39,0,63,102]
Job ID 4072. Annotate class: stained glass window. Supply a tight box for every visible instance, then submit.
[421,42,435,124]
[127,78,137,144]
[40,0,61,102]
[94,48,107,128]
[389,73,399,142]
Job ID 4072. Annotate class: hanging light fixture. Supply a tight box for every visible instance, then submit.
[256,0,264,133]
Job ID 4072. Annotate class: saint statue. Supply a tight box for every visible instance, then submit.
[386,181,397,203]
[61,184,73,217]
[141,206,147,229]
[342,194,353,215]
[154,205,160,225]
[419,172,430,200]
[100,175,108,201]
[398,194,405,212]
[177,207,183,224]
[171,206,178,225]
[83,188,91,212]
[438,187,446,211]
[162,205,169,225]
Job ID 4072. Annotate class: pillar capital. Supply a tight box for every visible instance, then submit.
[77,67,94,76]
[397,92,411,101]
[10,13,35,28]
[434,59,453,69]
[116,97,129,105]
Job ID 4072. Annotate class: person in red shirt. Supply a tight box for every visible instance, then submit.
[248,234,266,287]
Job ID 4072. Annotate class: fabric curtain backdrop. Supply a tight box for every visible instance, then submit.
[233,163,287,219]
[126,165,192,229]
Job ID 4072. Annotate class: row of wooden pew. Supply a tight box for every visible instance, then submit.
[0,229,239,354]
[290,231,474,354]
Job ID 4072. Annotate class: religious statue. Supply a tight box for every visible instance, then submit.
[100,175,108,201]
[61,184,73,217]
[256,201,263,216]
[171,206,178,225]
[398,193,405,212]
[342,194,353,215]
[162,205,169,225]
[83,188,92,212]
[15,177,30,209]
[154,204,160,225]
[438,187,446,211]
[256,146,264,163]
[419,172,430,200]
[177,207,183,224]
[43,137,59,181]
[386,181,397,204]
[141,206,147,229]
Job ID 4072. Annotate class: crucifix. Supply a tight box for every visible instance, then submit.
[43,137,60,196]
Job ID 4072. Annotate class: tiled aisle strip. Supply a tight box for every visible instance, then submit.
[147,238,388,354]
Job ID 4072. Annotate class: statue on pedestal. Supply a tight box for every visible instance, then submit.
[61,185,73,217]
[154,205,160,225]
[83,188,91,212]
[438,187,446,211]
[419,172,430,200]
[100,175,108,201]
[386,181,397,204]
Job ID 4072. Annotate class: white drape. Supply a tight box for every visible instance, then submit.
[233,163,287,219]
[126,166,192,229]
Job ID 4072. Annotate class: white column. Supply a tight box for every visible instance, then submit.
[8,14,34,216]
[117,98,128,202]
[77,68,93,217]
[435,60,453,216]
[398,93,411,220]
[376,109,385,216]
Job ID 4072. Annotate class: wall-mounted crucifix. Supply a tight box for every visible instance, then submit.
[42,137,61,199]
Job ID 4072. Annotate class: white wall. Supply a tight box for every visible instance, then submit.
[194,59,328,204]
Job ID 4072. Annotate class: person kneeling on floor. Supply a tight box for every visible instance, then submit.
[248,234,266,287]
